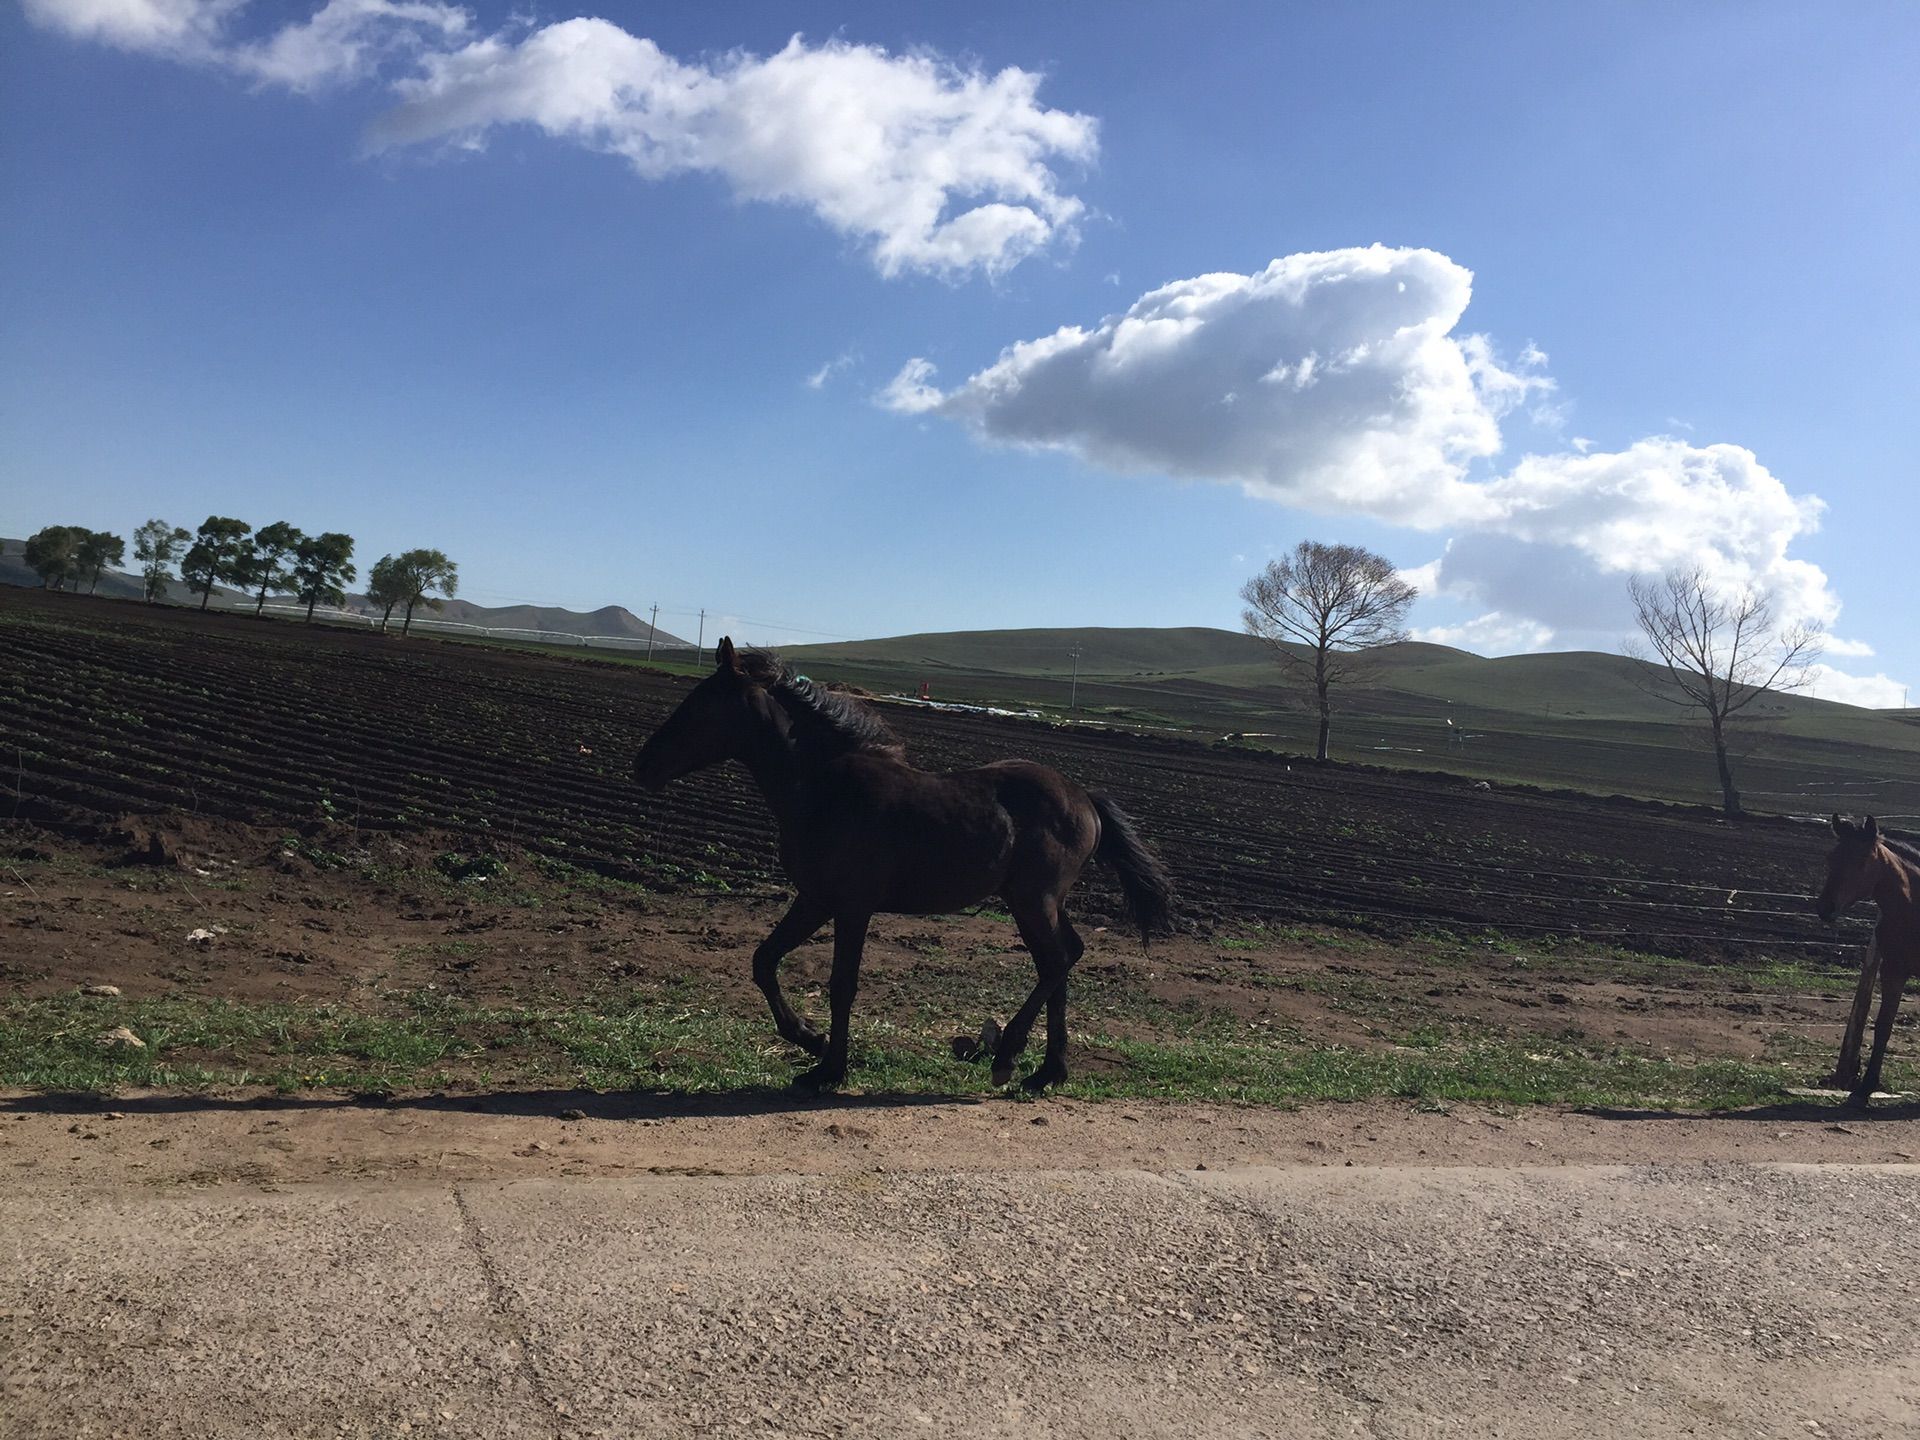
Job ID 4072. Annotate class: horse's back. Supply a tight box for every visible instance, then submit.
[793,754,1096,913]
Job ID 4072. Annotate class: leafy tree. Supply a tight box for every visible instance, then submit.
[1628,567,1822,816]
[1241,541,1418,762]
[365,554,408,633]
[23,525,85,589]
[290,532,356,621]
[245,521,305,616]
[180,516,253,611]
[133,519,190,602]
[391,548,459,636]
[75,530,126,594]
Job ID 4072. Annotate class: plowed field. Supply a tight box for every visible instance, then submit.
[0,587,1858,963]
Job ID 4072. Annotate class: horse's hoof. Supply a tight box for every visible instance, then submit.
[792,1064,845,1093]
[990,1061,1014,1087]
[1021,1066,1066,1094]
[1844,1088,1875,1111]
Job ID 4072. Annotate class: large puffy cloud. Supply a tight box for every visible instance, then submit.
[885,245,1899,703]
[366,22,1097,277]
[885,246,1528,525]
[24,3,1096,276]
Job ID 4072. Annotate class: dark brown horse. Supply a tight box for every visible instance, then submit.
[1815,814,1916,1108]
[633,639,1174,1091]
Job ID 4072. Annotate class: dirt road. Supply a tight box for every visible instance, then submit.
[4,1096,1918,1438]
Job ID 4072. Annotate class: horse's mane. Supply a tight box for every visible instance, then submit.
[1884,833,1920,868]
[737,648,905,760]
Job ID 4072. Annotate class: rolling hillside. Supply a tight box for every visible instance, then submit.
[783,626,1920,817]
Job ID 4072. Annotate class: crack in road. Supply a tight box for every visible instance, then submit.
[453,1184,569,1438]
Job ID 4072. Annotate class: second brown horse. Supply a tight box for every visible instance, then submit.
[633,639,1174,1091]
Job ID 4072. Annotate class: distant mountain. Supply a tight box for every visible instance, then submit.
[0,539,687,645]
[382,597,683,644]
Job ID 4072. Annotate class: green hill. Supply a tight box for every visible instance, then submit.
[784,625,1920,816]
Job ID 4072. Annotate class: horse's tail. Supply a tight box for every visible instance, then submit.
[1089,791,1174,944]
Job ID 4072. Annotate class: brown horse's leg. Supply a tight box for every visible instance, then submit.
[1847,965,1908,1110]
[993,899,1071,1088]
[1022,911,1086,1094]
[794,911,869,1091]
[753,895,832,1058]
[1828,936,1878,1088]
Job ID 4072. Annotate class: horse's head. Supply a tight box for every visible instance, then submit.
[633,638,778,791]
[1817,813,1884,924]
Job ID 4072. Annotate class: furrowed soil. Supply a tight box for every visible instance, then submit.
[0,586,1871,950]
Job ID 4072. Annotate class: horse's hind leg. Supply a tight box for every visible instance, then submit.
[794,910,870,1092]
[753,895,832,1057]
[991,898,1075,1089]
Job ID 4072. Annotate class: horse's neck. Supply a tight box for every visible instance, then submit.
[1876,850,1920,922]
[737,708,813,829]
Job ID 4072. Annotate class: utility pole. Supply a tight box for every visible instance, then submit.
[646,604,658,662]
[1068,642,1082,713]
[695,608,706,668]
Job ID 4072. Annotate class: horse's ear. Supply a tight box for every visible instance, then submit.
[715,636,740,673]
[1831,813,1847,836]
[1866,815,1880,843]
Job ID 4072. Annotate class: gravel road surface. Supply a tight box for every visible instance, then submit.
[3,1099,1918,1438]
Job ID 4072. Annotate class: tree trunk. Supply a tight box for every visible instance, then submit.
[1313,649,1332,762]
[89,572,101,595]
[306,598,318,622]
[380,603,395,634]
[255,586,268,617]
[403,598,417,636]
[199,586,211,612]
[1711,717,1742,816]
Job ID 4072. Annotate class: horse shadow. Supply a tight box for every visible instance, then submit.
[1578,1097,1920,1123]
[0,1085,991,1122]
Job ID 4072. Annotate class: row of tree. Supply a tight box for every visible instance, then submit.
[20,526,126,595]
[22,518,460,635]
[1240,540,1820,817]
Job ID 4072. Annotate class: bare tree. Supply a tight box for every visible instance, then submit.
[1627,566,1822,816]
[1241,541,1417,761]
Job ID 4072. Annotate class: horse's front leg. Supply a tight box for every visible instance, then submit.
[1847,967,1908,1110]
[1827,936,1878,1088]
[794,912,870,1091]
[753,895,832,1058]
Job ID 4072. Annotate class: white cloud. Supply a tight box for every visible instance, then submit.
[22,0,237,56]
[232,0,471,92]
[1413,611,1555,655]
[1823,636,1876,658]
[1804,665,1908,709]
[24,0,469,89]
[883,246,1533,527]
[25,4,1096,277]
[367,22,1097,277]
[805,351,856,390]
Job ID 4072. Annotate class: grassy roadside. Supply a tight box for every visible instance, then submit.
[3,987,1892,1110]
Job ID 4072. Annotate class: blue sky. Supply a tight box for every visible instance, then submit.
[4,2,1916,702]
